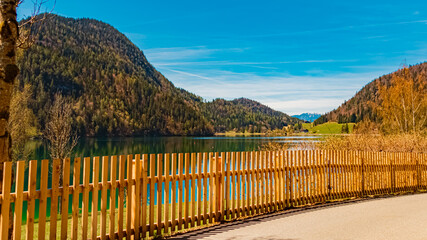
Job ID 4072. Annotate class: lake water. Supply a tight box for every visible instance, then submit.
[29,135,321,160]
[20,135,321,223]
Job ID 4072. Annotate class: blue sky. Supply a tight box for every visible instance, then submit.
[18,1,427,115]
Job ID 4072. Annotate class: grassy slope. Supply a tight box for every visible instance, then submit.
[302,122,355,134]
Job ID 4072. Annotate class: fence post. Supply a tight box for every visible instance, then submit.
[319,150,323,203]
[416,153,420,191]
[361,151,365,197]
[216,153,223,222]
[390,154,394,194]
[286,151,291,207]
[0,162,12,240]
[131,157,136,239]
[327,150,331,201]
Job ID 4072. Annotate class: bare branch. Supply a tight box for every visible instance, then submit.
[17,0,56,49]
[44,94,78,161]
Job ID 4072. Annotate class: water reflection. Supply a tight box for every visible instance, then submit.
[28,136,322,160]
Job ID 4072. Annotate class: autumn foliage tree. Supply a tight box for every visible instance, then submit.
[8,84,36,162]
[377,67,427,134]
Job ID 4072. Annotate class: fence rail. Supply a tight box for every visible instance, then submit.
[0,150,426,240]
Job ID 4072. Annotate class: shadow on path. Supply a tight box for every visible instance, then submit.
[167,192,425,240]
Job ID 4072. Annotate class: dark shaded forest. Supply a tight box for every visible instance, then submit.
[203,98,298,133]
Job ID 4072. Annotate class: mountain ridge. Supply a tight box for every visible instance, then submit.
[314,62,427,125]
[292,113,321,122]
[17,14,299,136]
[203,98,298,133]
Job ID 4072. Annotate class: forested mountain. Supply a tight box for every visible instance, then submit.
[203,98,298,133]
[292,113,321,122]
[17,14,297,136]
[315,63,427,125]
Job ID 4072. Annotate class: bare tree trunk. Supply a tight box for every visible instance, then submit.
[0,0,19,238]
[0,0,18,173]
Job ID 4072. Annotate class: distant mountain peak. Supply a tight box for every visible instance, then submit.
[292,113,321,122]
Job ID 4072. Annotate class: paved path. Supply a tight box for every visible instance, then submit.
[170,193,427,240]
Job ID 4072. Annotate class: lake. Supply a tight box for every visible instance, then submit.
[29,135,321,160]
[20,135,321,223]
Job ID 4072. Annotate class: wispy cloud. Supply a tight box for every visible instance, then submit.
[138,20,427,115]
[159,67,384,115]
[265,99,345,115]
[144,46,360,68]
[145,46,217,61]
[162,68,223,83]
[151,59,358,67]
[240,19,427,39]
[145,46,247,61]
[141,42,416,115]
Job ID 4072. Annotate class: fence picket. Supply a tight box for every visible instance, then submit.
[197,153,202,226]
[133,154,141,239]
[126,155,134,239]
[157,154,163,235]
[92,156,100,240]
[71,157,81,240]
[231,152,236,218]
[208,152,214,223]
[184,153,190,228]
[251,152,256,214]
[141,154,148,238]
[268,152,273,210]
[0,150,425,240]
[256,151,261,213]
[279,151,284,209]
[171,153,177,233]
[149,154,155,236]
[26,160,37,240]
[109,156,117,239]
[13,161,25,240]
[246,152,251,216]
[118,155,126,239]
[165,153,171,233]
[236,152,241,218]
[215,152,222,222]
[302,150,308,205]
[178,153,184,230]
[0,162,12,240]
[263,152,267,211]
[225,152,231,220]
[287,151,292,207]
[100,156,109,240]
[50,159,61,240]
[297,151,302,206]
[242,152,247,216]
[38,160,49,240]
[60,158,71,240]
[203,153,208,224]
[81,157,91,240]
[191,153,196,228]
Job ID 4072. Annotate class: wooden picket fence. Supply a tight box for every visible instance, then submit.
[0,150,426,240]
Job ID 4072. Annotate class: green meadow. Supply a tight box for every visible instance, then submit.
[302,122,355,134]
